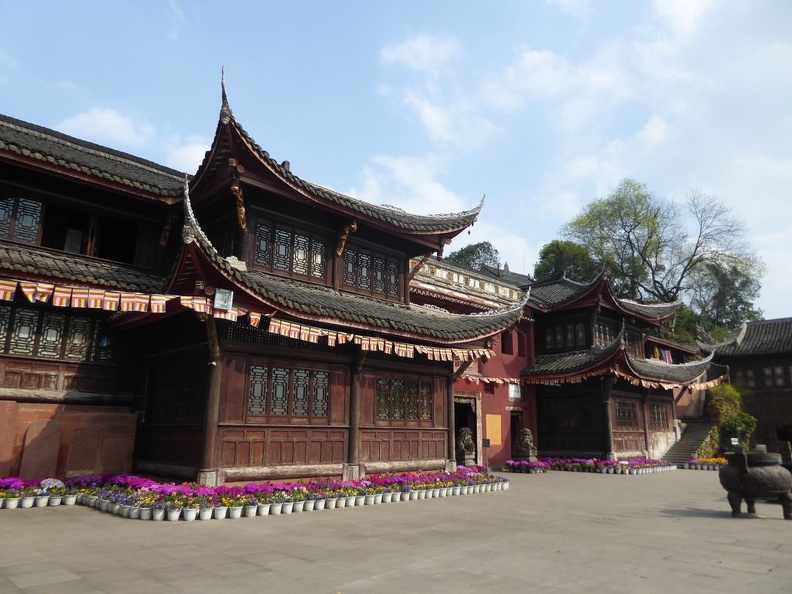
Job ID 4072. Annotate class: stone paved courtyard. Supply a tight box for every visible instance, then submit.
[1,470,791,593]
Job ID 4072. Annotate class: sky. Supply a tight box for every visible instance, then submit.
[1,0,790,319]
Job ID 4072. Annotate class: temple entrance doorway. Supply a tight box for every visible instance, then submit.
[454,393,481,466]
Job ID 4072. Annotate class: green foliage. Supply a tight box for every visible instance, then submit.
[708,383,743,421]
[688,262,764,334]
[533,240,600,282]
[446,241,500,270]
[561,178,764,339]
[719,411,757,449]
[707,383,757,451]
[696,426,721,459]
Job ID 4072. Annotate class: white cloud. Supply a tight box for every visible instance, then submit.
[164,135,210,173]
[350,153,467,216]
[546,0,591,18]
[402,92,498,148]
[380,35,459,72]
[482,42,634,135]
[651,0,714,39]
[481,48,573,111]
[168,1,186,40]
[57,108,155,148]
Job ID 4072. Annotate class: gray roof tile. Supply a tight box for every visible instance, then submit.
[0,114,185,199]
[184,200,523,343]
[0,243,165,293]
[703,318,792,357]
[202,106,482,234]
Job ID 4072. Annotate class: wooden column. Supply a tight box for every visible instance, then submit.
[602,376,615,459]
[641,390,650,456]
[347,354,364,480]
[198,316,223,486]
[446,374,456,471]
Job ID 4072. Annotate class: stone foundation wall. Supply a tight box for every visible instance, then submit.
[0,400,137,479]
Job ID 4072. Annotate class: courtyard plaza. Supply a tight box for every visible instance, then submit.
[1,469,790,594]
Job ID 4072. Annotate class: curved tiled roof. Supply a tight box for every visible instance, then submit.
[195,96,481,235]
[0,243,166,293]
[618,298,679,320]
[521,341,621,377]
[181,196,523,343]
[522,339,723,386]
[527,274,603,309]
[629,353,723,384]
[0,114,185,199]
[527,273,677,321]
[702,318,792,357]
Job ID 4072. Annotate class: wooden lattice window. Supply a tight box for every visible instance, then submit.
[253,219,328,281]
[246,361,330,419]
[0,197,43,244]
[649,404,669,429]
[376,378,390,420]
[376,375,433,422]
[342,245,402,300]
[615,401,639,428]
[248,366,268,415]
[0,305,110,362]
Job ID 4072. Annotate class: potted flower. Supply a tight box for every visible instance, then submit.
[192,496,212,521]
[20,484,38,508]
[163,495,184,521]
[182,496,199,521]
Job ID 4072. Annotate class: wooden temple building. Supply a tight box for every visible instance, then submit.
[521,274,728,460]
[0,89,523,484]
[0,83,740,483]
[700,318,792,452]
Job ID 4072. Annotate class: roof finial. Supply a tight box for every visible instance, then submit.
[220,67,233,124]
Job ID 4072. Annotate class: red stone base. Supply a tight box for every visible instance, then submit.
[0,400,137,479]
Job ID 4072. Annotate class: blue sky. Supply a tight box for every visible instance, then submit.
[2,0,791,319]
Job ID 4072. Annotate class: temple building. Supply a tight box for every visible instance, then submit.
[0,87,522,484]
[701,318,792,452]
[521,274,728,460]
[0,81,743,484]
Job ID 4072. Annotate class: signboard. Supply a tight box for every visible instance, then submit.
[213,288,234,311]
[486,414,502,446]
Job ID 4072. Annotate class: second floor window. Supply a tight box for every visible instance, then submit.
[254,219,328,281]
[0,196,156,268]
[0,197,42,244]
[343,245,401,299]
[0,304,111,363]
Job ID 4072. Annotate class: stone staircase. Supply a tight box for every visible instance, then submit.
[662,418,714,466]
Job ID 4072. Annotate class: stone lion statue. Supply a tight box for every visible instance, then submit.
[456,427,476,465]
[514,428,537,461]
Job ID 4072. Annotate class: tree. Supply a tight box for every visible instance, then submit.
[445,241,500,270]
[562,179,764,315]
[533,240,601,283]
[687,262,764,335]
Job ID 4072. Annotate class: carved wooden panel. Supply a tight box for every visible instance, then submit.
[612,431,646,454]
[0,357,120,394]
[360,428,446,462]
[219,427,347,467]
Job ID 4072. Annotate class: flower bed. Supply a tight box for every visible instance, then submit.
[504,460,549,473]
[505,457,675,475]
[685,457,727,470]
[0,466,509,519]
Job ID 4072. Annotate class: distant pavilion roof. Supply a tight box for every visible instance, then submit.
[521,337,727,390]
[701,318,792,357]
[526,273,679,321]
